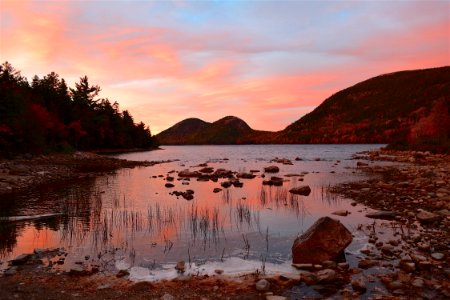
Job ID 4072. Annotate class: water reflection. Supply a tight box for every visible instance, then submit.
[1,145,383,276]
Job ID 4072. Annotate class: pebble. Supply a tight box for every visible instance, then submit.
[351,278,367,293]
[316,269,337,283]
[431,253,445,260]
[255,279,270,291]
[161,293,174,300]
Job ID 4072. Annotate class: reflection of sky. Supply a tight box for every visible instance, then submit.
[1,1,449,133]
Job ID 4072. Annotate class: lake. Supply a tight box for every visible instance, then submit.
[0,144,385,280]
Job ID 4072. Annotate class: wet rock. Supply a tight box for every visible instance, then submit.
[264,166,280,173]
[214,269,224,275]
[351,278,367,293]
[365,210,397,220]
[213,188,222,193]
[199,167,214,173]
[231,179,243,188]
[271,158,292,165]
[332,210,349,217]
[178,170,201,178]
[10,253,32,266]
[316,269,337,283]
[399,261,416,273]
[255,279,270,291]
[337,262,349,270]
[356,162,369,167]
[295,157,302,161]
[221,181,232,188]
[166,176,174,182]
[416,210,441,224]
[388,280,404,290]
[9,165,29,176]
[175,261,185,273]
[431,252,445,260]
[236,172,256,179]
[292,217,352,264]
[165,183,174,188]
[289,185,311,196]
[263,177,283,186]
[322,261,337,269]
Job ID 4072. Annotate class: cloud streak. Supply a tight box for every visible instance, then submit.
[1,0,448,133]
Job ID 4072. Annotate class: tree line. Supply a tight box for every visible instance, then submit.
[0,62,157,156]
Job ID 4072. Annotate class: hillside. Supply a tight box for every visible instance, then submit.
[156,67,449,148]
[156,116,271,144]
[275,66,450,145]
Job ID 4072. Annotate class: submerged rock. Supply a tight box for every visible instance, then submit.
[255,279,270,291]
[292,217,352,264]
[10,253,32,266]
[416,210,441,224]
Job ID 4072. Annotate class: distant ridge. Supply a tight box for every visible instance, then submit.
[156,66,450,146]
[156,116,271,145]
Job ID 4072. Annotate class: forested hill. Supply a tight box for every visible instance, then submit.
[275,66,450,147]
[156,116,272,144]
[0,62,156,156]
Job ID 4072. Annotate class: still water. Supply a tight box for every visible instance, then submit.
[1,145,384,280]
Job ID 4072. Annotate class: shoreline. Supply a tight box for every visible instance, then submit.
[0,149,449,299]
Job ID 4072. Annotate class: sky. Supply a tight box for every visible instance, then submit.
[1,0,449,134]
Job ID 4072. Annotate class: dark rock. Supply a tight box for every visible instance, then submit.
[178,170,201,178]
[358,259,378,269]
[4,266,18,276]
[166,176,174,182]
[221,181,232,188]
[199,167,214,173]
[365,211,397,220]
[264,166,280,173]
[236,172,256,179]
[416,210,441,224]
[213,188,222,193]
[316,269,337,283]
[351,278,367,293]
[10,253,32,266]
[292,217,352,264]
[116,269,129,278]
[332,210,349,216]
[165,183,175,188]
[175,261,185,273]
[289,185,311,196]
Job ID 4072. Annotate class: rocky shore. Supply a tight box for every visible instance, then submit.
[0,149,449,299]
[0,151,170,196]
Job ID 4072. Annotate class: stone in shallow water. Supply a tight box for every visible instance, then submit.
[365,211,396,220]
[316,269,337,283]
[289,185,311,196]
[10,254,32,266]
[431,253,445,260]
[292,217,352,264]
[416,210,441,224]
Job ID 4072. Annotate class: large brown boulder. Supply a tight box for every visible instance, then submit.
[292,217,352,264]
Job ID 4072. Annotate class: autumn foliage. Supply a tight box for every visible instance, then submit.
[0,62,156,156]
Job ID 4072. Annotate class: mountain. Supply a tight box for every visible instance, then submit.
[156,66,449,147]
[156,116,272,144]
[274,66,449,144]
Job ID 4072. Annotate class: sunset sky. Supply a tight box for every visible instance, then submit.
[1,0,449,134]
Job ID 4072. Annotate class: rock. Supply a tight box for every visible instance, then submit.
[264,166,279,173]
[236,172,256,179]
[214,269,224,275]
[416,210,441,224]
[165,183,174,188]
[9,165,29,176]
[97,284,111,290]
[4,266,18,276]
[161,293,174,300]
[356,162,369,167]
[299,271,317,285]
[292,263,314,271]
[322,261,337,269]
[351,278,367,293]
[292,217,352,264]
[199,167,214,173]
[337,262,349,270]
[289,185,312,196]
[266,296,287,300]
[10,253,32,266]
[365,211,397,220]
[221,181,232,188]
[255,279,270,291]
[431,253,445,260]
[213,188,222,193]
[388,280,403,290]
[332,210,349,217]
[411,278,424,288]
[178,170,201,178]
[358,259,378,269]
[166,176,174,182]
[175,261,185,273]
[69,265,88,276]
[399,261,415,272]
[116,269,129,278]
[316,269,337,283]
